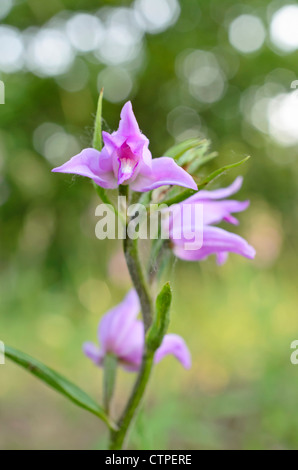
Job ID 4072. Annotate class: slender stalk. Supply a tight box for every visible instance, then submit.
[109,351,154,450]
[119,184,153,331]
[108,186,155,449]
[119,184,129,202]
[147,239,171,286]
[124,235,153,332]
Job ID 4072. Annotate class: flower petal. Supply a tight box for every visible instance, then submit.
[169,199,250,241]
[216,252,229,265]
[154,334,191,369]
[188,176,244,202]
[52,148,117,189]
[98,289,141,356]
[223,214,240,225]
[172,225,256,261]
[118,101,141,137]
[119,320,144,372]
[197,200,250,226]
[83,342,104,366]
[130,157,197,192]
[102,131,126,153]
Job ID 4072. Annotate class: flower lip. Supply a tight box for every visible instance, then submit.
[116,141,141,184]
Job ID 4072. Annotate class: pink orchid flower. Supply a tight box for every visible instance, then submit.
[52,102,197,193]
[169,176,256,264]
[83,290,191,372]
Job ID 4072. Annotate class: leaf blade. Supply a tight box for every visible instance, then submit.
[5,345,115,429]
[160,156,250,207]
[146,282,172,352]
[93,88,104,152]
[198,155,251,187]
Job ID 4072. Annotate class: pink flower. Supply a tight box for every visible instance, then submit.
[52,102,197,193]
[83,290,191,372]
[170,176,256,264]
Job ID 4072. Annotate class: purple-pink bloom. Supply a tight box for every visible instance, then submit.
[83,290,191,372]
[169,176,256,264]
[52,102,197,193]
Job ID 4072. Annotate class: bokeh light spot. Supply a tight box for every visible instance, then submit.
[178,49,226,104]
[26,28,74,77]
[95,8,143,65]
[33,123,80,164]
[134,0,180,34]
[79,279,111,315]
[97,67,133,103]
[270,5,298,52]
[0,26,24,73]
[0,0,13,20]
[229,14,266,54]
[66,13,104,52]
[167,106,201,141]
[268,91,298,146]
[56,58,89,92]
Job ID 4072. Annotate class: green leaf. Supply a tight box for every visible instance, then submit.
[146,282,172,352]
[187,151,217,173]
[5,345,116,429]
[93,88,103,152]
[165,139,203,159]
[160,156,250,207]
[165,138,218,174]
[197,156,251,187]
[92,90,107,204]
[91,90,119,215]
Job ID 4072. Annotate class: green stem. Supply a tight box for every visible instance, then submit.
[103,354,117,416]
[148,239,170,285]
[120,183,153,331]
[107,185,155,449]
[119,184,129,201]
[124,235,153,332]
[109,351,154,450]
[124,238,153,333]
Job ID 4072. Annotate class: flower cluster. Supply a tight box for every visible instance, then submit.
[53,101,255,373]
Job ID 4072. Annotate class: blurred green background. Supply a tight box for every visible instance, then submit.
[1,0,298,450]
